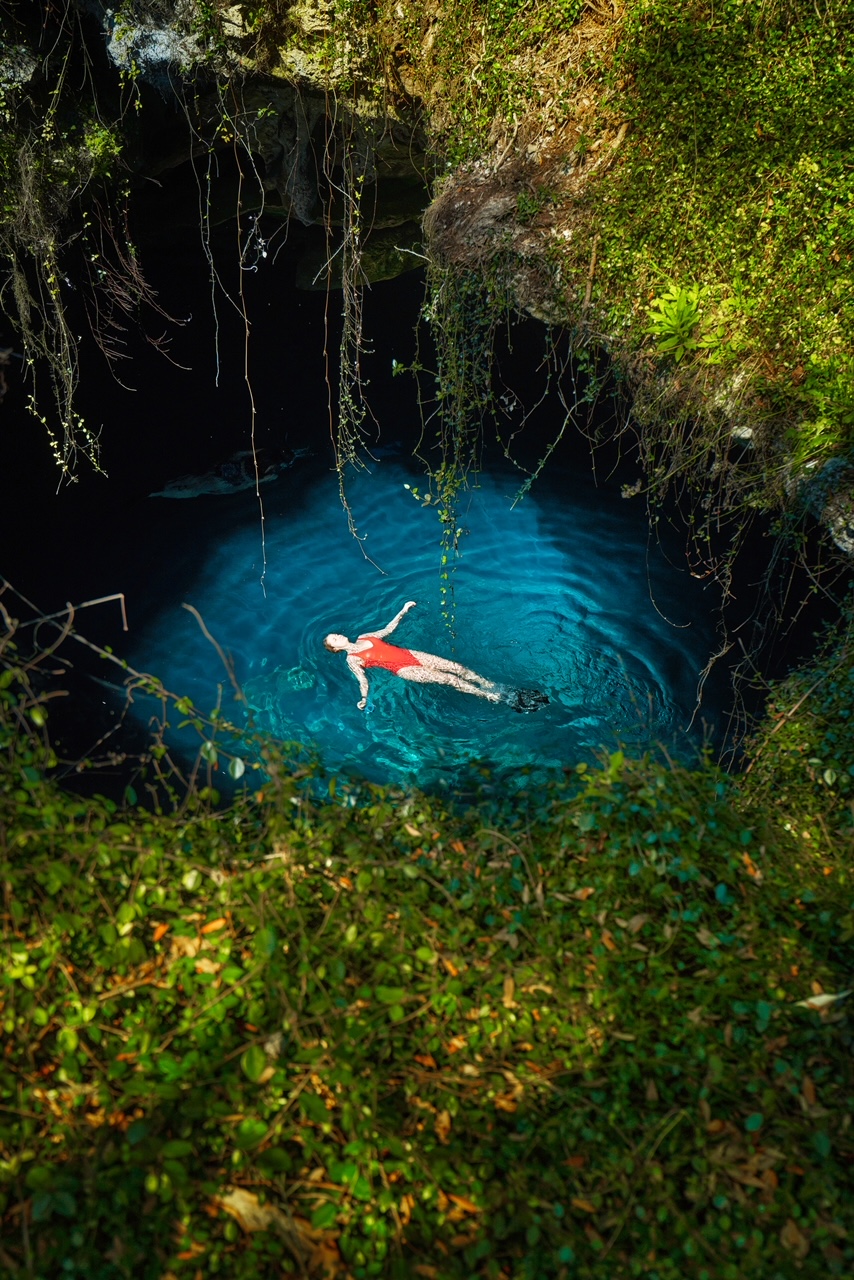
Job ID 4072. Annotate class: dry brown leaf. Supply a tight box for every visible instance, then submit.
[413,1267,439,1278]
[564,1154,586,1168]
[802,1074,817,1106]
[414,1052,438,1070]
[627,913,649,933]
[451,840,467,855]
[435,1109,452,1144]
[696,927,718,949]
[601,929,617,952]
[194,957,221,975]
[201,917,227,936]
[502,976,517,1009]
[441,956,460,977]
[176,1242,206,1261]
[170,935,202,959]
[448,1194,480,1214]
[573,887,595,901]
[152,923,170,943]
[404,824,421,838]
[645,1079,659,1103]
[399,1193,415,1225]
[780,1218,810,1259]
[309,1239,342,1279]
[215,1188,289,1233]
[494,1094,519,1113]
[571,1197,597,1213]
[446,1035,467,1054]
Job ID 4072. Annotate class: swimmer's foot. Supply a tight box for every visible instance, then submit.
[507,688,550,713]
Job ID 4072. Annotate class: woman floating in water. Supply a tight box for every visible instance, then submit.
[324,601,548,713]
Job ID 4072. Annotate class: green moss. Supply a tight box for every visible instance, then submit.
[592,0,854,468]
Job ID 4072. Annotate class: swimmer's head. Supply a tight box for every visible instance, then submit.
[324,633,351,652]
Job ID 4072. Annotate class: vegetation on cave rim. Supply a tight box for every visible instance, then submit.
[1,589,853,1278]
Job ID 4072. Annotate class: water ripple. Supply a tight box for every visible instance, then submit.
[130,456,720,789]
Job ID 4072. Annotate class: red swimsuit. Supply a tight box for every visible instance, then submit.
[357,635,421,674]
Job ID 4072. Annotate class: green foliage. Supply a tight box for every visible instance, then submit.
[599,0,854,468]
[2,621,854,1277]
[645,284,703,363]
[741,591,854,838]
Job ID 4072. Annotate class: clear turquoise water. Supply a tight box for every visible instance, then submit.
[129,451,721,791]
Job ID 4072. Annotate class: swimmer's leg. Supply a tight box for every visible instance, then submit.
[407,651,497,689]
[397,666,502,702]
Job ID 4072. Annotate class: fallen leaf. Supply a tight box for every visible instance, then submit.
[502,976,517,1009]
[696,927,718,949]
[801,1075,817,1106]
[338,876,353,890]
[170,935,202,959]
[441,957,460,977]
[564,1155,586,1168]
[645,1079,659,1103]
[215,1188,288,1233]
[414,1053,438,1070]
[448,1194,480,1214]
[687,1006,704,1025]
[795,990,851,1010]
[706,1119,726,1135]
[626,913,649,933]
[404,824,421,838]
[601,930,617,952]
[400,1193,415,1225]
[446,1036,467,1054]
[435,1110,452,1144]
[201,918,227,936]
[413,1268,439,1278]
[780,1218,810,1259]
[573,887,595,901]
[571,1198,597,1213]
[451,840,466,855]
[494,1094,519,1112]
[152,923,170,943]
[194,957,221,975]
[176,1243,206,1261]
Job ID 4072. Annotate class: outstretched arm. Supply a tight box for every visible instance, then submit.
[371,600,417,639]
[346,654,371,710]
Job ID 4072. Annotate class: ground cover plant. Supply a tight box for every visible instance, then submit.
[1,597,853,1280]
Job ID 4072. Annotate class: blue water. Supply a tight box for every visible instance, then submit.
[128,452,721,791]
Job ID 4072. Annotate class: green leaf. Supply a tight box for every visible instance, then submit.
[744,1113,764,1132]
[241,1044,268,1084]
[160,1140,193,1158]
[311,1202,339,1230]
[235,1118,267,1149]
[375,986,405,1004]
[228,756,246,780]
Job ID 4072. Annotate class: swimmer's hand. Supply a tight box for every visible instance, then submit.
[357,697,367,710]
[404,600,416,611]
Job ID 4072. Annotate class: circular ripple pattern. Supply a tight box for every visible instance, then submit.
[129,455,721,790]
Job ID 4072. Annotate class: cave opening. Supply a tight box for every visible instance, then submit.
[0,164,838,796]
